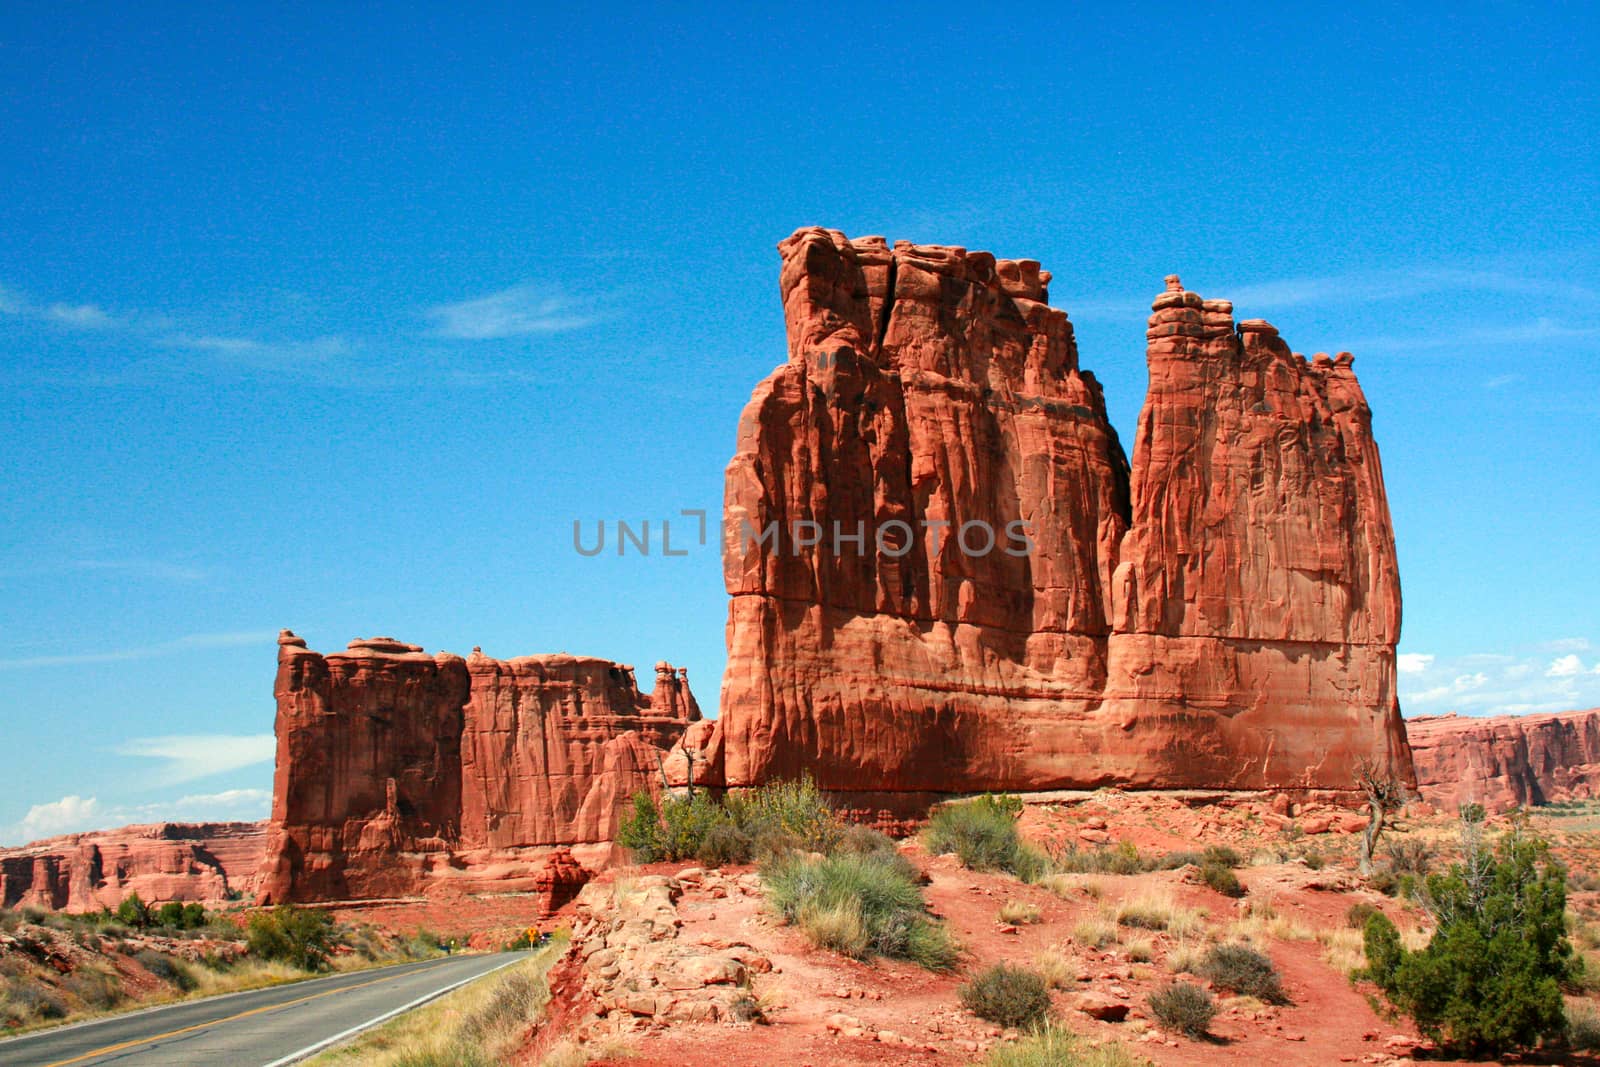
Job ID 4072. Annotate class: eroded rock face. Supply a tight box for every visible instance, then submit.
[701,229,1412,797]
[1408,709,1600,811]
[0,822,266,912]
[259,631,698,903]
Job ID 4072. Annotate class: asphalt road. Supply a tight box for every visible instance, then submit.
[0,951,530,1067]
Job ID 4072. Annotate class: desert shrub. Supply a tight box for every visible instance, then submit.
[925,795,1034,877]
[1148,982,1215,1038]
[182,902,207,928]
[763,849,956,969]
[1386,837,1433,877]
[959,963,1052,1030]
[1570,999,1600,1051]
[458,967,548,1048]
[1366,824,1577,1054]
[1366,867,1400,897]
[115,892,150,929]
[1200,862,1244,898]
[62,968,123,1010]
[1302,850,1327,871]
[246,905,335,970]
[1058,840,1151,876]
[155,902,186,928]
[0,910,17,934]
[732,774,842,854]
[9,982,68,1021]
[20,905,48,924]
[982,1025,1147,1066]
[729,991,765,1023]
[1346,902,1381,930]
[1202,845,1241,868]
[135,950,198,991]
[1196,943,1290,1004]
[696,821,755,866]
[391,1048,495,1067]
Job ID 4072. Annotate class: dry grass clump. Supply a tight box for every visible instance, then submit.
[999,900,1043,925]
[1113,892,1207,938]
[1317,926,1366,977]
[1031,946,1080,989]
[981,1024,1153,1066]
[1123,936,1155,963]
[1148,982,1216,1038]
[1039,874,1103,900]
[1073,916,1119,949]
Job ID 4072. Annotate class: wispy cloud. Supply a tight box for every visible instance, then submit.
[1353,317,1599,354]
[426,283,599,340]
[2,789,272,846]
[115,733,276,784]
[0,630,276,670]
[1401,639,1600,717]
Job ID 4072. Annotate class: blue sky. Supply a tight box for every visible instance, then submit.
[1,4,1596,844]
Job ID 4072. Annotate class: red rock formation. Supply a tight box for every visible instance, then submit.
[531,847,591,918]
[0,822,266,913]
[1407,709,1600,811]
[259,631,698,903]
[696,229,1412,799]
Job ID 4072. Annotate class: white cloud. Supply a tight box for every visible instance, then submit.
[1397,652,1434,674]
[1401,640,1600,717]
[0,630,275,670]
[115,734,276,784]
[6,795,102,842]
[1547,637,1592,652]
[1548,655,1585,678]
[45,302,116,329]
[2,789,272,846]
[427,284,597,339]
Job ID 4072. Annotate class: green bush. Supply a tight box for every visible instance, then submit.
[115,893,150,929]
[1363,912,1404,987]
[1200,862,1244,898]
[1202,845,1242,868]
[62,969,123,1010]
[246,905,336,970]
[958,963,1051,1030]
[925,795,1047,880]
[1196,943,1289,1004]
[1346,902,1381,930]
[1148,982,1215,1038]
[764,849,956,970]
[618,776,844,866]
[1366,826,1577,1054]
[1056,840,1151,876]
[155,902,186,928]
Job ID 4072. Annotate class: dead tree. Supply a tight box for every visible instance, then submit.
[1356,758,1409,877]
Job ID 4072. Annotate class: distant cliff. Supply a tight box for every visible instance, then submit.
[0,821,266,912]
[258,632,699,904]
[1407,709,1600,811]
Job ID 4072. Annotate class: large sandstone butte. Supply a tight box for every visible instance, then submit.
[259,632,699,904]
[692,227,1412,799]
[0,822,266,913]
[1408,709,1600,812]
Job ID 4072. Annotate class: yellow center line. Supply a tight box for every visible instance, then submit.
[42,960,453,1067]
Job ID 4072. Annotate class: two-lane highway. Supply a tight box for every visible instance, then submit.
[0,950,530,1066]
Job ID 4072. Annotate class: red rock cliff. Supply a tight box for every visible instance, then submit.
[701,228,1412,798]
[0,822,266,913]
[1407,709,1600,811]
[259,632,698,903]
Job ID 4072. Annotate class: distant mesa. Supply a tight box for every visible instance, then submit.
[1408,708,1600,812]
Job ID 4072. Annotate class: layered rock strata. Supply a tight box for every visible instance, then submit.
[1408,709,1600,811]
[258,631,698,903]
[698,228,1412,797]
[0,822,266,913]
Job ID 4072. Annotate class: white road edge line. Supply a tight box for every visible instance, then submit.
[259,954,526,1067]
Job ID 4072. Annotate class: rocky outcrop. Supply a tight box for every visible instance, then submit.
[1407,709,1600,811]
[696,228,1411,799]
[259,631,699,903]
[0,822,266,913]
